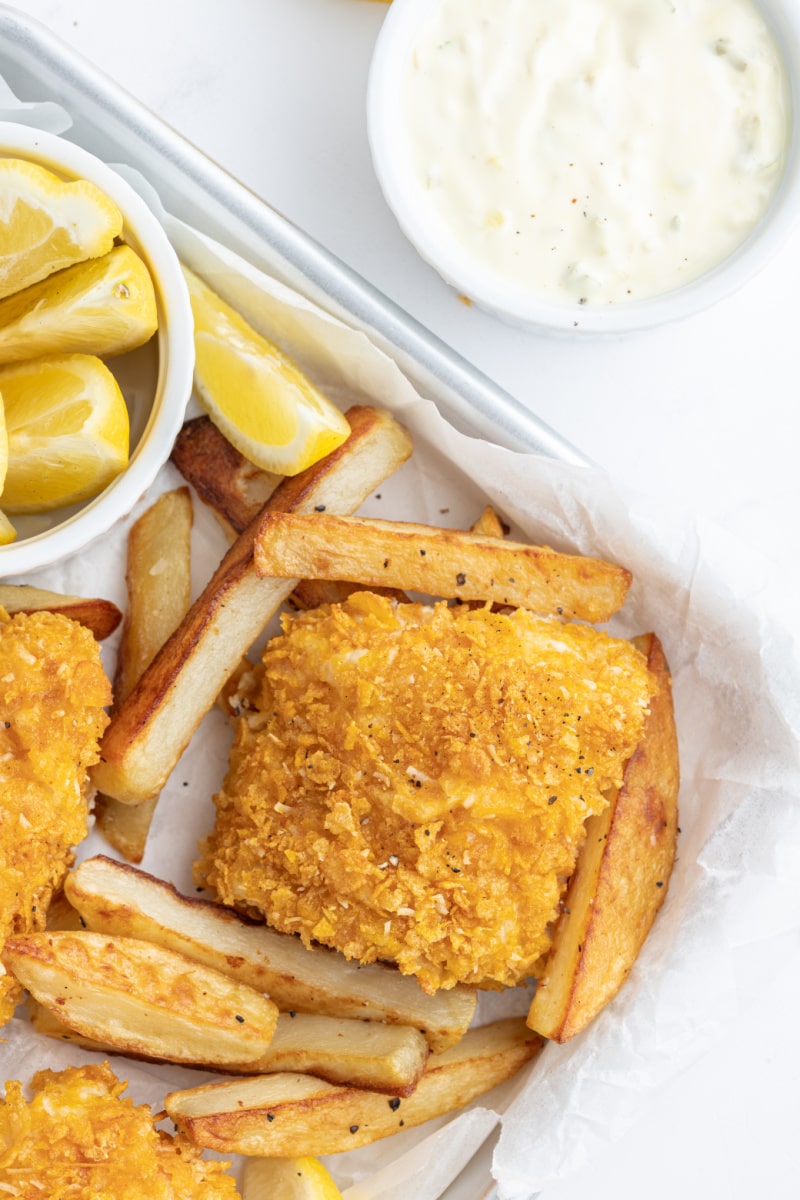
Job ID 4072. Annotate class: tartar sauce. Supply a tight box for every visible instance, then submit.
[401,0,789,305]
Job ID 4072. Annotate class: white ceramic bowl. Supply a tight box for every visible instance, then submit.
[0,123,194,576]
[368,0,800,335]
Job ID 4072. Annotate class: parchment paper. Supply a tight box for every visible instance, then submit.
[1,89,799,1200]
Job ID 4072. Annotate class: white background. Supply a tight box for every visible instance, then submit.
[4,2,799,1197]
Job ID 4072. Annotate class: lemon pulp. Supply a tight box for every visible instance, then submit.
[0,395,12,543]
[0,509,15,544]
[0,158,123,301]
[0,244,158,363]
[183,265,350,475]
[0,392,7,496]
[0,353,130,513]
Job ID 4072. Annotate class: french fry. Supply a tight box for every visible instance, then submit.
[44,890,85,932]
[251,1012,428,1095]
[29,998,108,1048]
[0,584,122,639]
[30,1001,428,1096]
[527,633,679,1042]
[90,407,414,806]
[4,930,279,1067]
[165,1018,542,1156]
[253,512,631,622]
[111,488,195,701]
[171,414,281,540]
[469,504,508,539]
[288,507,502,610]
[64,856,477,1053]
[95,487,194,861]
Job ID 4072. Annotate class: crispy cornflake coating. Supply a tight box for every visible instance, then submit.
[0,1062,240,1199]
[0,608,110,1024]
[198,594,656,992]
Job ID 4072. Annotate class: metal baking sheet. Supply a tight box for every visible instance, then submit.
[0,2,588,468]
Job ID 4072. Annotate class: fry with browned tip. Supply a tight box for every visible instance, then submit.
[252,511,631,621]
[0,584,121,639]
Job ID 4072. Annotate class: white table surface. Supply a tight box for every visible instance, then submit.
[5,2,799,1198]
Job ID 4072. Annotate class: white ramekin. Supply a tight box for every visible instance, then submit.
[0,123,194,577]
[368,0,800,335]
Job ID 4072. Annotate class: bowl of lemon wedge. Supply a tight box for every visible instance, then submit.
[0,123,194,576]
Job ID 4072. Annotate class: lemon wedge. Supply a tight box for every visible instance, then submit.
[0,353,129,513]
[0,244,158,364]
[0,509,15,544]
[242,1156,344,1200]
[0,158,123,301]
[0,390,7,496]
[183,265,350,476]
[0,394,13,542]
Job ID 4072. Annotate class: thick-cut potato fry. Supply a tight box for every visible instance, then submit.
[64,856,477,1053]
[95,487,194,861]
[165,1018,542,1156]
[469,504,508,539]
[90,407,413,806]
[0,584,122,639]
[251,1012,428,1095]
[30,1001,428,1096]
[44,890,85,932]
[28,998,108,1047]
[4,930,279,1067]
[527,633,679,1042]
[253,512,631,622]
[171,414,281,540]
[111,487,195,701]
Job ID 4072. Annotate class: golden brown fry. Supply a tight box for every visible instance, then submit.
[295,506,500,612]
[95,487,194,861]
[30,1000,428,1096]
[94,796,160,867]
[0,584,121,640]
[469,504,508,539]
[253,512,631,622]
[65,855,477,1053]
[4,930,279,1067]
[27,998,139,1054]
[250,1012,428,1095]
[114,487,195,700]
[43,890,84,932]
[165,1018,541,1156]
[527,633,679,1042]
[171,414,281,540]
[90,407,413,806]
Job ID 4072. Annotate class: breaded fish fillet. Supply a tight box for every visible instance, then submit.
[0,608,110,1024]
[199,594,656,993]
[0,1062,239,1199]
